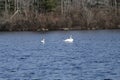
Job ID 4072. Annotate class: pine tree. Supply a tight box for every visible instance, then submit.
[43,0,57,12]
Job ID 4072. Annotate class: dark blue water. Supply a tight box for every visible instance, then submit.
[0,30,120,80]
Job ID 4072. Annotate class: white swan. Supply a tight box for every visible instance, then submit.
[64,35,73,43]
[41,38,45,44]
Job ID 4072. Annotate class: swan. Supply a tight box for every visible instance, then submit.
[64,35,74,43]
[41,38,45,44]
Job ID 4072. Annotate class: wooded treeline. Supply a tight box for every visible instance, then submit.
[0,0,120,31]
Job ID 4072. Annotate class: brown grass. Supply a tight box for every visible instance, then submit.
[0,8,120,31]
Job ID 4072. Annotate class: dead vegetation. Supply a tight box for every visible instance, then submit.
[0,0,120,31]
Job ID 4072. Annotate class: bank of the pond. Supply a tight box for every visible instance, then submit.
[0,8,119,31]
[0,24,120,31]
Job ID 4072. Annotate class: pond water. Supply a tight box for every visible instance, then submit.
[0,30,120,80]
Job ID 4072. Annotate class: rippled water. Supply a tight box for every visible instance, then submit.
[0,30,120,80]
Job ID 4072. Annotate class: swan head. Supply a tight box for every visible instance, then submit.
[42,38,45,41]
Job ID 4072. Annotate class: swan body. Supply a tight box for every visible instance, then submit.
[41,38,45,44]
[64,35,73,43]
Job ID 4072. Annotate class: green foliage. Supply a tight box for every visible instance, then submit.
[33,0,57,12]
[43,0,57,12]
[0,0,57,13]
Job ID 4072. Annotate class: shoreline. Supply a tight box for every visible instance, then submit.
[0,9,119,32]
[0,27,119,32]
